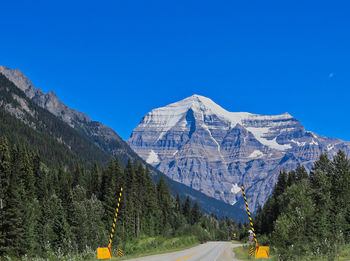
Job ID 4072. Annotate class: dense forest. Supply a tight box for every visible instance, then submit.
[0,136,240,259]
[253,150,350,260]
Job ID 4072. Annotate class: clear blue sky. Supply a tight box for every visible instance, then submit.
[1,0,349,141]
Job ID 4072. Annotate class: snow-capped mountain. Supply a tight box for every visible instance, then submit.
[127,94,350,211]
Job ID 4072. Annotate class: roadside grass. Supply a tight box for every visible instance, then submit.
[0,236,199,261]
[107,236,200,260]
[231,240,243,244]
[337,244,350,261]
[233,245,252,260]
[233,245,276,261]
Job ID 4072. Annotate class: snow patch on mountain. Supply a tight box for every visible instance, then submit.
[246,127,292,151]
[291,139,306,147]
[146,150,160,164]
[327,144,334,151]
[231,183,241,194]
[248,150,264,158]
[310,139,319,146]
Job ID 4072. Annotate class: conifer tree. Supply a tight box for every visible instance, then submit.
[32,152,48,202]
[72,163,84,188]
[191,202,201,225]
[87,162,101,198]
[101,160,117,231]
[296,164,308,182]
[183,196,192,224]
[175,194,182,213]
[143,165,158,235]
[0,137,11,255]
[2,145,25,256]
[287,170,296,186]
[44,194,71,254]
[157,175,173,234]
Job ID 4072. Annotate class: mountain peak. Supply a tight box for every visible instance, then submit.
[147,95,294,134]
[128,94,350,212]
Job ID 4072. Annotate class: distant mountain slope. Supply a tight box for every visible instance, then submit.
[0,65,138,163]
[0,73,109,168]
[0,66,246,221]
[128,94,350,211]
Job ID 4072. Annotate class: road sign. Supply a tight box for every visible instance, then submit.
[119,248,123,257]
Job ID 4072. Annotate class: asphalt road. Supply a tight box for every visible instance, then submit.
[126,241,243,261]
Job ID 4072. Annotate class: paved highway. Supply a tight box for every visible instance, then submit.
[126,241,243,261]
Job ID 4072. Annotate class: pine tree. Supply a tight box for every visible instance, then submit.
[143,165,158,236]
[57,168,74,226]
[296,164,308,182]
[287,170,296,186]
[88,162,101,198]
[43,194,71,254]
[2,144,25,256]
[272,181,314,259]
[175,194,182,213]
[113,157,123,192]
[331,150,350,243]
[157,175,174,234]
[273,171,288,198]
[21,149,39,256]
[134,162,145,237]
[0,137,11,255]
[183,196,192,224]
[191,202,201,225]
[72,163,84,188]
[32,152,48,202]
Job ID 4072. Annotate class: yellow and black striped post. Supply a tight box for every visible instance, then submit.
[249,246,254,256]
[108,187,123,249]
[118,248,123,257]
[241,185,258,248]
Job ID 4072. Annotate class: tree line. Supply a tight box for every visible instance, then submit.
[0,136,239,259]
[253,150,350,260]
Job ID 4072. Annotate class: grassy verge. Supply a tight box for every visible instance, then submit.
[108,236,200,260]
[0,236,199,261]
[233,245,276,261]
[233,245,253,261]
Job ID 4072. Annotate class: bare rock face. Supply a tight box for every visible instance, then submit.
[127,95,350,211]
[0,65,134,159]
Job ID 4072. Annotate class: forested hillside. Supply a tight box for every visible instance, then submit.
[0,73,109,169]
[0,137,240,259]
[253,150,350,260]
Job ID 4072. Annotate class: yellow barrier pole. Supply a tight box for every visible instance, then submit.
[97,187,124,259]
[108,187,123,249]
[241,185,258,249]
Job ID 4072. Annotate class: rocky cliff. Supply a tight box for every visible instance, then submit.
[127,94,350,211]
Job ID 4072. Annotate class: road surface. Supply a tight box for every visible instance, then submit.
[126,241,243,261]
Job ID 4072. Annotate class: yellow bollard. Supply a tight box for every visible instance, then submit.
[255,246,270,258]
[97,247,112,259]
